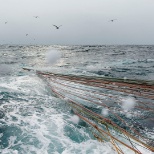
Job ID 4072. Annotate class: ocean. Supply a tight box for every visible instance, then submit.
[0,45,154,154]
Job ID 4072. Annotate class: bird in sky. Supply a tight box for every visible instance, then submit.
[5,22,7,24]
[109,19,117,22]
[53,25,62,29]
[34,16,39,18]
[26,34,28,36]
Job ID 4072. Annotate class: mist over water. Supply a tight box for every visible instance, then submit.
[0,45,154,154]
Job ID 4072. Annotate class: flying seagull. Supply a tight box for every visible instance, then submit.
[109,19,117,22]
[53,25,62,29]
[34,16,39,18]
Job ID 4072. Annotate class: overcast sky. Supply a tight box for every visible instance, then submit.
[0,0,154,45]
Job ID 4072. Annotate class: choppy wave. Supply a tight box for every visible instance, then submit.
[0,45,154,154]
[0,75,115,154]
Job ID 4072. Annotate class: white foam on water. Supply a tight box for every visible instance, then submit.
[0,75,49,96]
[147,59,154,62]
[0,99,116,154]
[135,145,154,154]
[0,75,117,154]
[1,149,19,154]
[0,73,152,154]
[86,64,111,71]
[60,140,116,154]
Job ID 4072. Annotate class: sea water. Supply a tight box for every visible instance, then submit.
[0,45,154,154]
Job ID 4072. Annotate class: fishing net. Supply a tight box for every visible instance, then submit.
[24,68,154,154]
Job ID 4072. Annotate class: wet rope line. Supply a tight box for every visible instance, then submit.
[23,68,154,153]
[37,71,154,96]
[49,82,153,144]
[39,73,154,109]
[51,88,153,154]
[47,76,154,111]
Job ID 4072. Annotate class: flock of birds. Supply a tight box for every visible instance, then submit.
[1,16,64,41]
[1,16,117,43]
[27,17,62,37]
